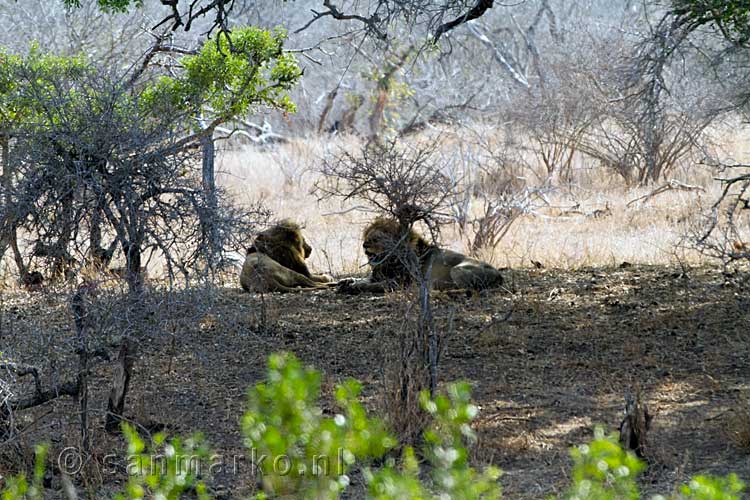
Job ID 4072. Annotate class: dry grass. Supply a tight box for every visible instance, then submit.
[216,132,748,274]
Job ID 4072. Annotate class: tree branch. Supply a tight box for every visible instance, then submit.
[433,0,495,42]
[0,362,42,398]
[295,0,386,40]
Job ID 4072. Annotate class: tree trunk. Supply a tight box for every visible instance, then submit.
[641,78,662,185]
[105,338,133,433]
[71,288,91,451]
[89,204,117,268]
[317,88,338,134]
[0,135,11,266]
[123,241,143,296]
[368,48,413,141]
[56,189,76,277]
[201,133,219,270]
[339,94,364,135]
[9,223,28,282]
[369,82,389,141]
[619,391,652,458]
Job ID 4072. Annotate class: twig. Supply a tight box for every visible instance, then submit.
[321,205,378,217]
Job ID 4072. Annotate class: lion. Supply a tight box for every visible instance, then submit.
[252,219,332,283]
[240,220,333,293]
[338,217,503,294]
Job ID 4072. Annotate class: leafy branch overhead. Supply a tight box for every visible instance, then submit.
[672,0,750,46]
[142,26,302,136]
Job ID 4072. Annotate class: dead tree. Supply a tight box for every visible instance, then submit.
[579,13,717,186]
[318,137,456,406]
[445,129,551,254]
[105,339,133,433]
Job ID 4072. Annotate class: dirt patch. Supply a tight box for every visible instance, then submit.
[2,265,749,498]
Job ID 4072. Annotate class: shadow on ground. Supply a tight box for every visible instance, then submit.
[2,265,749,498]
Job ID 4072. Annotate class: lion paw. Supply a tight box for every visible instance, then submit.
[336,278,362,294]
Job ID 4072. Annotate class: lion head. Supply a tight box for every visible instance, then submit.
[252,219,314,277]
[248,219,331,285]
[361,217,431,283]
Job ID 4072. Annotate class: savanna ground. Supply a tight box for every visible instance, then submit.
[2,133,750,498]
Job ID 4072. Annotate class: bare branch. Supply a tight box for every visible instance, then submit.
[0,362,42,398]
[126,35,197,89]
[296,0,386,41]
[466,22,530,89]
[433,0,495,42]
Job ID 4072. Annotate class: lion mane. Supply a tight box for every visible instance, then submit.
[361,217,430,284]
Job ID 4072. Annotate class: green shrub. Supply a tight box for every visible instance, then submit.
[241,352,395,499]
[560,427,745,500]
[561,427,645,500]
[1,445,46,500]
[367,382,501,499]
[116,423,211,500]
[676,474,744,500]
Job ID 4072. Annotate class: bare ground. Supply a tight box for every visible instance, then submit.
[2,264,750,498]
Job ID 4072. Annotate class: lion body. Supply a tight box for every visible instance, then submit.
[425,248,503,290]
[240,219,333,293]
[240,250,329,293]
[340,217,502,293]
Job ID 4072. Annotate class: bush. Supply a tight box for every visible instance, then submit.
[560,427,745,500]
[241,352,395,499]
[561,427,645,500]
[116,423,211,500]
[1,445,46,500]
[367,382,502,500]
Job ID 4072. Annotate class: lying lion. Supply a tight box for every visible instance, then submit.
[338,217,503,294]
[240,220,333,293]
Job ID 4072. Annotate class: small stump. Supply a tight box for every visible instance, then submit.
[619,391,652,459]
